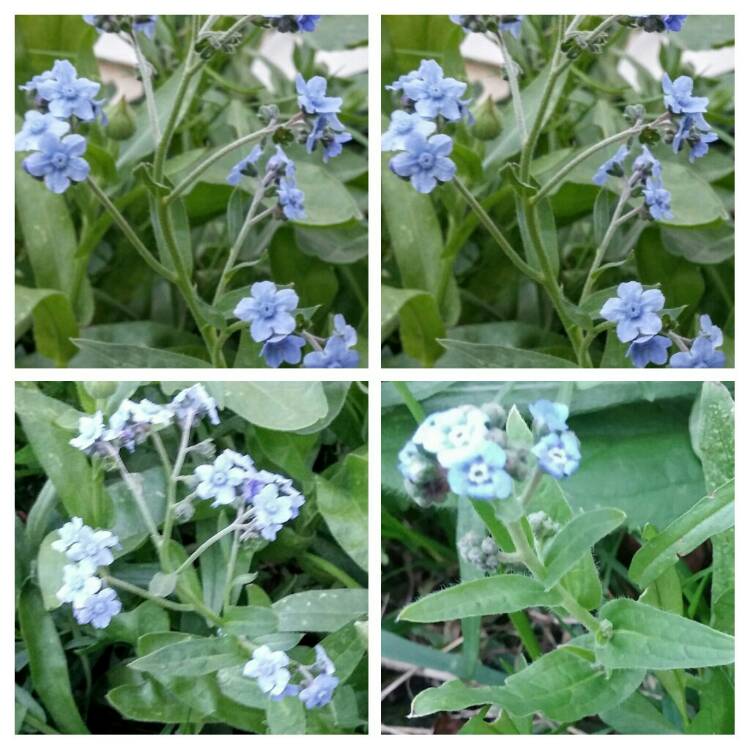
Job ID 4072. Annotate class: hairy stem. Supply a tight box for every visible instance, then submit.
[104,575,193,612]
[495,31,527,142]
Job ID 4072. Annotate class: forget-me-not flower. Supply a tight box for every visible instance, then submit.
[529,400,569,432]
[243,646,291,696]
[195,452,249,506]
[662,74,709,115]
[15,110,70,152]
[447,441,513,500]
[698,314,723,347]
[626,334,672,368]
[52,517,87,553]
[303,335,359,368]
[296,74,343,118]
[382,111,436,151]
[169,384,220,426]
[672,114,718,162]
[600,281,665,342]
[670,336,725,368]
[252,484,295,540]
[314,645,336,675]
[389,132,456,194]
[73,587,122,629]
[23,133,90,194]
[260,333,305,368]
[234,281,299,342]
[402,59,468,121]
[592,144,629,186]
[226,144,263,186]
[35,59,101,121]
[413,406,489,469]
[532,431,581,479]
[277,175,306,220]
[299,674,339,709]
[67,527,119,567]
[70,411,106,454]
[56,562,101,608]
[643,177,673,221]
[632,145,662,179]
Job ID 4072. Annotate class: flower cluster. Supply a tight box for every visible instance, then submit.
[398,400,581,507]
[233,280,359,368]
[662,74,718,163]
[83,15,157,38]
[383,59,470,193]
[457,531,501,574]
[599,281,725,368]
[53,517,122,629]
[16,58,104,193]
[629,15,688,34]
[296,74,353,162]
[192,448,305,541]
[256,15,322,34]
[243,643,339,709]
[69,384,218,456]
[450,15,523,38]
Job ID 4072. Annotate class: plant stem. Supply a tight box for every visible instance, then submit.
[165,116,301,203]
[453,178,543,282]
[161,414,194,549]
[222,527,241,610]
[508,611,543,660]
[104,575,193,612]
[495,31,527,141]
[518,468,544,507]
[86,178,175,281]
[579,180,635,302]
[175,522,240,574]
[131,32,161,142]
[212,321,248,365]
[212,184,271,304]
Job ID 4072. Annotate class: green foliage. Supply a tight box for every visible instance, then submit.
[16,381,368,734]
[382,380,734,734]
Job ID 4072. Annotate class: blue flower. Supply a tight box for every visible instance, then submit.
[245,470,305,520]
[83,15,157,38]
[382,110,436,152]
[66,527,119,567]
[234,281,299,342]
[22,133,90,194]
[637,15,688,32]
[626,334,671,368]
[447,441,513,500]
[52,517,87,552]
[698,314,723,347]
[673,114,718,162]
[243,646,291,697]
[398,441,436,484]
[56,562,101,608]
[296,15,322,32]
[70,411,105,454]
[169,384,220,426]
[266,145,296,177]
[277,175,306,220]
[299,674,339,709]
[267,15,322,33]
[303,335,359,368]
[632,145,662,179]
[35,59,101,121]
[413,406,489,468]
[663,15,688,31]
[251,484,294,541]
[402,59,468,121]
[600,281,665,342]
[195,452,251,507]
[643,176,673,221]
[389,132,456,194]
[305,115,352,162]
[226,144,263,186]
[670,336,726,368]
[73,587,122,629]
[20,69,55,94]
[314,645,336,675]
[529,400,569,432]
[15,110,70,152]
[296,74,343,117]
[662,74,709,115]
[261,333,305,368]
[532,431,581,479]
[592,144,629,186]
[386,70,420,93]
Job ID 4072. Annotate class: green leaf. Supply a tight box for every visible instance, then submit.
[272,589,367,632]
[596,599,734,670]
[217,665,268,709]
[600,691,682,734]
[36,531,67,610]
[267,696,307,734]
[410,680,502,718]
[687,668,734,734]
[305,15,368,49]
[15,286,78,365]
[319,622,367,684]
[293,161,361,226]
[542,508,626,589]
[629,479,734,588]
[437,339,576,367]
[71,339,210,367]
[107,681,197,723]
[222,605,278,639]
[18,582,89,734]
[316,452,368,571]
[129,636,247,677]
[204,382,328,431]
[661,222,734,265]
[398,575,562,623]
[498,645,645,723]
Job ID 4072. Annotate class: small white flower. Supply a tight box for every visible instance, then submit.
[56,561,101,607]
[70,411,105,452]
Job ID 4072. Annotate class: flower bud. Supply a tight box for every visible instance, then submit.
[106,98,137,141]
[505,447,531,481]
[472,98,502,141]
[480,402,506,428]
[83,381,118,399]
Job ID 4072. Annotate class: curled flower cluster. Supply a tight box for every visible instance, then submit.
[243,643,339,709]
[83,14,157,38]
[192,448,305,541]
[398,400,580,507]
[53,517,122,629]
[450,15,523,38]
[16,59,104,193]
[69,384,218,456]
[383,59,472,193]
[599,281,725,368]
[233,280,359,368]
[457,531,501,574]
